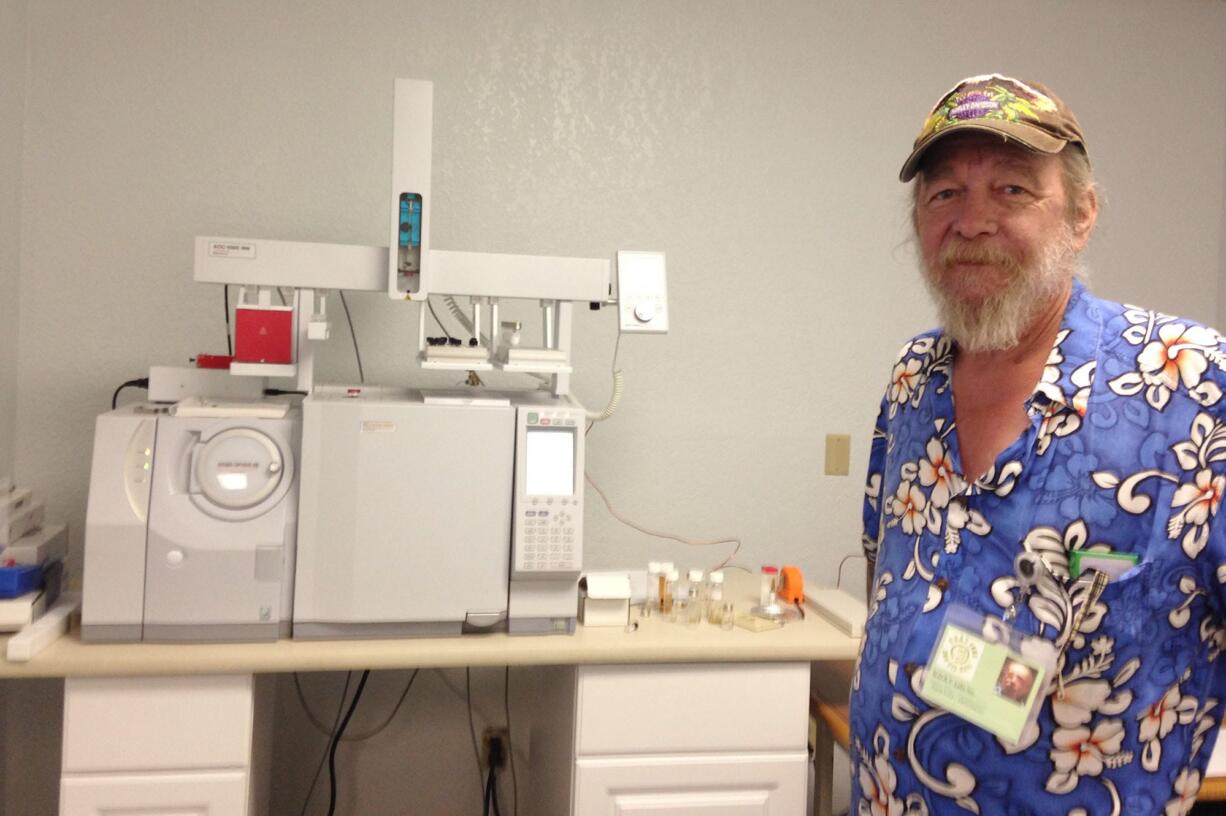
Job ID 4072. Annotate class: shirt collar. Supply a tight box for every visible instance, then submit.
[1027,280,1101,419]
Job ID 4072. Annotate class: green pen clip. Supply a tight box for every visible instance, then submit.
[1069,550,1139,580]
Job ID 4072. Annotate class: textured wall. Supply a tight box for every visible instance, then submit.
[0,0,27,807]
[0,0,24,483]
[8,0,1226,813]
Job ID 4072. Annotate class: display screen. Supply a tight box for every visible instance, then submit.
[526,428,575,496]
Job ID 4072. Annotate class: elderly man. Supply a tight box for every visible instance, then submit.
[853,74,1226,815]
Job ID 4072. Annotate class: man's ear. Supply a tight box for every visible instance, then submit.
[1070,187,1099,249]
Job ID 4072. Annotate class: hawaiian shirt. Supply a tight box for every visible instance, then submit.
[851,281,1226,816]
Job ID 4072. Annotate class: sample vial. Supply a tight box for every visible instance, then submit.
[687,569,705,624]
[760,565,780,608]
[720,602,735,630]
[659,562,675,615]
[663,568,678,618]
[644,561,661,618]
[706,571,725,625]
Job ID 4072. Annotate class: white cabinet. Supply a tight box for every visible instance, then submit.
[60,770,249,815]
[575,753,807,814]
[60,675,266,816]
[527,662,811,816]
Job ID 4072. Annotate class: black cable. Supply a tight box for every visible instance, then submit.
[224,285,233,356]
[490,760,504,816]
[426,298,453,340]
[338,291,365,384]
[327,669,371,816]
[483,761,497,816]
[466,668,484,795]
[299,672,353,816]
[504,666,518,816]
[292,669,419,741]
[111,378,149,409]
[265,388,308,397]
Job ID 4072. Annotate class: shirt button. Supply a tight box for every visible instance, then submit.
[904,662,918,676]
[894,748,907,761]
[936,577,950,591]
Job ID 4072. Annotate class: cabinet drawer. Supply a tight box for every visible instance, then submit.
[60,769,248,815]
[63,675,253,773]
[574,751,808,814]
[575,663,808,755]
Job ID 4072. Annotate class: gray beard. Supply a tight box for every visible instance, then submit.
[920,229,1080,353]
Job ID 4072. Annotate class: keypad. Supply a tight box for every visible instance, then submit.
[518,503,579,571]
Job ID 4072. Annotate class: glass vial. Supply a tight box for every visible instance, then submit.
[686,569,705,624]
[659,562,675,615]
[663,568,678,619]
[644,561,661,618]
[706,571,725,625]
[760,565,780,608]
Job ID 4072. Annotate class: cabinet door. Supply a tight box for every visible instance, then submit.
[60,770,248,816]
[574,752,808,815]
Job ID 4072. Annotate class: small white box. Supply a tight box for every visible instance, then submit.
[579,573,631,627]
[1,501,43,546]
[0,486,32,525]
[1,523,68,566]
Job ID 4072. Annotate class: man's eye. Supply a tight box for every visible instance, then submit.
[1002,185,1027,195]
[929,189,956,202]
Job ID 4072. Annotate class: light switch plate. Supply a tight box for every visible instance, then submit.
[825,434,850,476]
[616,251,669,334]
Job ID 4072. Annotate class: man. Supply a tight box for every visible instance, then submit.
[853,74,1226,815]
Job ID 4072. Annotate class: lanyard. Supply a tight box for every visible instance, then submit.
[1004,550,1109,699]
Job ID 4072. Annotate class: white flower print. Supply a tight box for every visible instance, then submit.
[1164,768,1201,816]
[1138,324,1217,391]
[1138,685,1198,771]
[1169,468,1225,558]
[890,481,927,536]
[1109,320,1225,410]
[1047,719,1126,793]
[857,726,906,816]
[918,437,961,509]
[890,358,923,410]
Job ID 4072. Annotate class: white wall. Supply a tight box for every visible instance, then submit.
[6,1,1226,812]
[0,0,28,810]
[0,0,24,482]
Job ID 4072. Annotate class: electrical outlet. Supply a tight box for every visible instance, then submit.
[481,727,509,769]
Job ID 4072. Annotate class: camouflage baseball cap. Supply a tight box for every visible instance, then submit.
[899,74,1087,182]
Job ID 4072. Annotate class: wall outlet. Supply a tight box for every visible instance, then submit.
[481,727,509,769]
[825,434,850,476]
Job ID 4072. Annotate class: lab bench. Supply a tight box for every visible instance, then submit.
[0,574,860,816]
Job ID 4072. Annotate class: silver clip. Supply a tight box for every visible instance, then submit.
[1004,551,1045,623]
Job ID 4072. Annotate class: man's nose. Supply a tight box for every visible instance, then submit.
[953,189,998,239]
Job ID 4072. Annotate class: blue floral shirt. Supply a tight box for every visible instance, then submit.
[852,281,1226,816]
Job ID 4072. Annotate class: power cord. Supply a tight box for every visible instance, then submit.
[111,377,149,409]
[223,285,233,356]
[483,735,504,816]
[466,668,483,794]
[338,291,365,384]
[504,666,518,816]
[585,308,624,423]
[299,672,352,816]
[292,669,419,742]
[326,669,370,816]
[583,471,742,571]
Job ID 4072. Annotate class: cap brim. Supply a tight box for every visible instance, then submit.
[899,120,1069,182]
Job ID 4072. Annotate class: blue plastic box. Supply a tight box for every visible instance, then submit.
[0,564,42,599]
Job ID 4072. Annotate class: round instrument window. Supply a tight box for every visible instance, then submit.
[195,428,285,510]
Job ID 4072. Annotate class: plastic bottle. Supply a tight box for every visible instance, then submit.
[686,568,705,624]
[706,571,725,625]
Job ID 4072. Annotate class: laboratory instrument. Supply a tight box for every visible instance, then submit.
[81,78,667,641]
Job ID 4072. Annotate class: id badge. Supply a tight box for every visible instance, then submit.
[917,603,1057,745]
